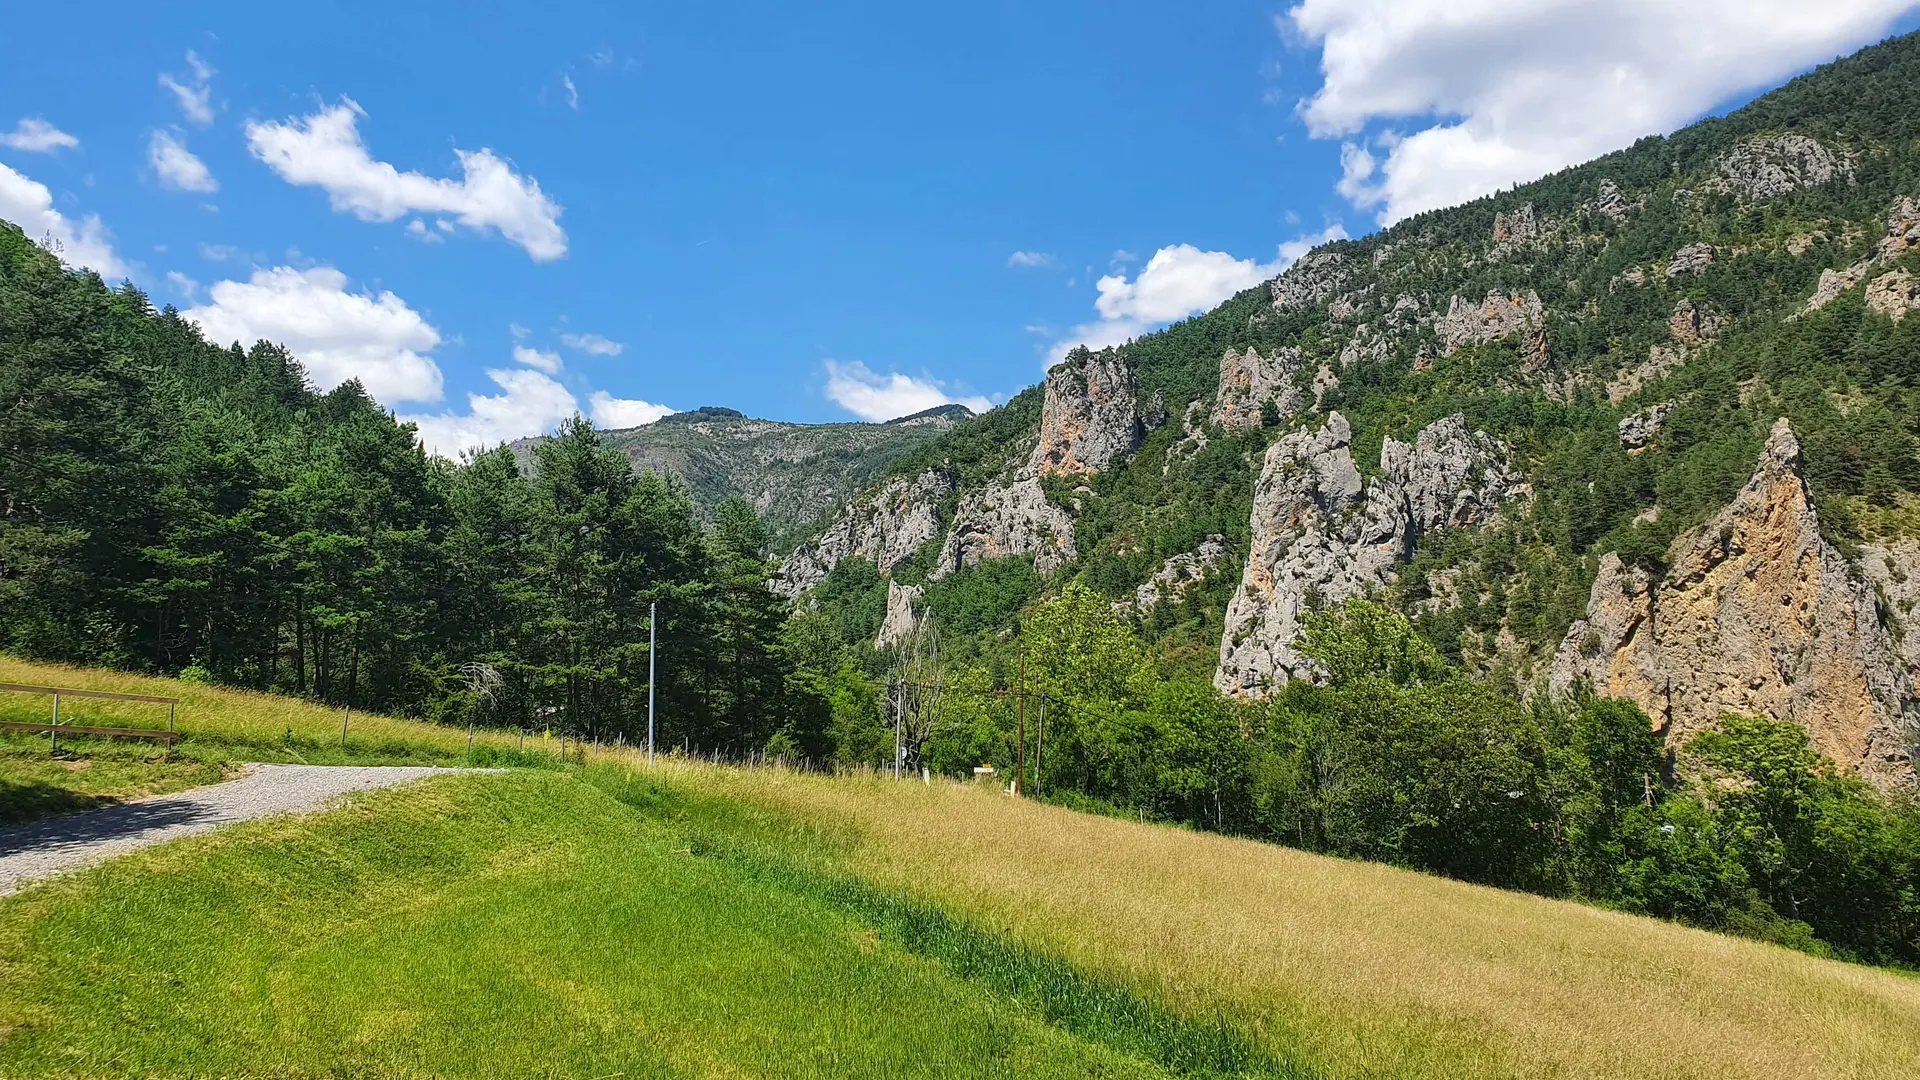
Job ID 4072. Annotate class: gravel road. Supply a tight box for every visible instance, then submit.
[0,764,485,897]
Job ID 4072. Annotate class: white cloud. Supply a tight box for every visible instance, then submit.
[0,161,127,278]
[559,331,623,356]
[181,265,444,404]
[1109,248,1138,268]
[1286,0,1920,224]
[404,218,444,244]
[148,130,218,193]
[563,75,580,111]
[246,100,567,260]
[1046,229,1346,365]
[165,270,200,301]
[588,391,674,429]
[509,322,531,339]
[1093,244,1285,324]
[1,118,78,152]
[197,242,242,262]
[158,51,215,126]
[823,360,990,422]
[513,344,563,374]
[1007,250,1058,269]
[403,368,582,458]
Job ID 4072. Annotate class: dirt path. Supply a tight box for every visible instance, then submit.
[0,764,483,896]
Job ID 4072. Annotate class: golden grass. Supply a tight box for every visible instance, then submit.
[669,762,1920,1080]
[0,655,520,753]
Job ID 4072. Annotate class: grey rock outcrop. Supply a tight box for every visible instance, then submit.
[1801,195,1920,313]
[776,469,955,597]
[1490,204,1538,258]
[1712,134,1855,202]
[1214,413,1527,696]
[1030,349,1146,477]
[1667,299,1725,344]
[1270,252,1349,312]
[1587,179,1635,224]
[1550,420,1916,791]
[1667,243,1715,278]
[933,477,1076,579]
[1618,403,1673,452]
[1212,346,1302,432]
[874,580,922,650]
[1437,290,1545,354]
[1866,268,1916,322]
[1128,536,1231,615]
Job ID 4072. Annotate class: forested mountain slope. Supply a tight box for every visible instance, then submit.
[511,403,970,547]
[6,30,1920,966]
[786,27,1920,792]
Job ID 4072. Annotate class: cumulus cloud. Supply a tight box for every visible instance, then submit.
[559,331,623,356]
[1286,0,1920,224]
[148,130,217,193]
[1,118,78,152]
[403,368,581,458]
[1045,228,1346,366]
[512,344,563,374]
[0,161,127,278]
[823,360,990,422]
[246,100,567,260]
[181,265,444,404]
[159,51,215,126]
[563,75,580,111]
[588,391,674,429]
[404,218,444,244]
[165,270,200,301]
[1007,250,1058,269]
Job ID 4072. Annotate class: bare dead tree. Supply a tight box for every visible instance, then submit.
[886,615,943,777]
[459,661,504,754]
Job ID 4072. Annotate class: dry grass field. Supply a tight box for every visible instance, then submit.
[667,763,1920,1080]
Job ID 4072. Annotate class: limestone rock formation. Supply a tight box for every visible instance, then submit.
[1212,346,1302,432]
[1711,134,1855,202]
[1490,204,1538,258]
[1128,536,1231,615]
[1269,251,1349,313]
[1618,403,1673,452]
[1550,420,1916,790]
[776,469,954,597]
[874,580,922,650]
[1866,268,1916,321]
[1437,290,1546,355]
[933,477,1076,579]
[1587,179,1635,224]
[1878,195,1920,260]
[1667,299,1725,344]
[1667,243,1715,278]
[1030,348,1146,477]
[1802,195,1920,313]
[1214,413,1526,696]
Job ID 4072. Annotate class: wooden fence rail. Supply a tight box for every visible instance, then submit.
[0,682,179,751]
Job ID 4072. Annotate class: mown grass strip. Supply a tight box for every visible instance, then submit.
[598,770,1311,1080]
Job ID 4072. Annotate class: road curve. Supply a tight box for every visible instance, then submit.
[0,764,485,897]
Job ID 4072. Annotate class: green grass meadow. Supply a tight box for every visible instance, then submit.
[0,770,1221,1080]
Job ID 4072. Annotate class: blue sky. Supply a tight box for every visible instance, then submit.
[6,1,1920,454]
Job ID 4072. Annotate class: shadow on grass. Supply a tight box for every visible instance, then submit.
[0,780,119,831]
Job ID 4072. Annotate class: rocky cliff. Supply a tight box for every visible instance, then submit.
[776,469,955,597]
[1215,413,1527,696]
[1550,420,1917,790]
[1030,348,1153,477]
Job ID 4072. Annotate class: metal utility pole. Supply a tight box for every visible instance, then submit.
[1034,694,1045,798]
[647,602,658,767]
[1014,653,1027,797]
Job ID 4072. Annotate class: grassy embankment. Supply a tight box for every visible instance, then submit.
[0,656,550,827]
[2,664,1917,1078]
